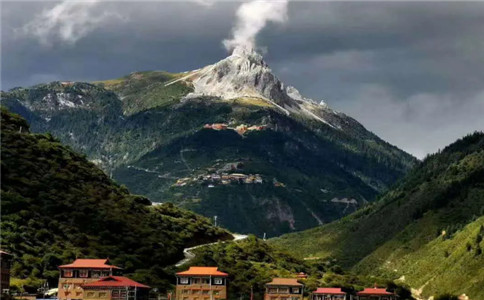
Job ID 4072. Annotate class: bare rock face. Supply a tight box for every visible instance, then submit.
[186,46,348,128]
[191,46,290,104]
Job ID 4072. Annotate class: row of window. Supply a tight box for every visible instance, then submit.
[268,297,301,300]
[181,289,221,295]
[85,291,109,298]
[313,296,345,300]
[63,269,112,278]
[178,278,225,285]
[267,288,301,294]
[85,289,132,298]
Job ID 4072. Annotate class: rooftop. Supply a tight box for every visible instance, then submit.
[176,266,228,277]
[59,259,121,269]
[313,288,345,295]
[82,276,149,288]
[357,288,393,296]
[266,278,303,286]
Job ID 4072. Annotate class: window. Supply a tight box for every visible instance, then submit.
[279,288,289,294]
[193,290,201,295]
[63,269,73,277]
[291,288,300,294]
[192,278,201,284]
[182,290,189,294]
[213,291,220,296]
[268,288,278,294]
[180,277,189,284]
[213,278,223,285]
[202,290,209,295]
[112,290,120,297]
[202,278,210,284]
[99,293,107,298]
[87,292,95,298]
[79,270,89,278]
[92,271,101,278]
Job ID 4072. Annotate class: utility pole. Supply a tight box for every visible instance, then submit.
[214,216,218,227]
[263,233,266,241]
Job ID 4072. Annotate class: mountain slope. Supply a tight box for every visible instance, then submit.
[182,236,414,300]
[1,48,416,236]
[269,132,484,299]
[0,108,231,291]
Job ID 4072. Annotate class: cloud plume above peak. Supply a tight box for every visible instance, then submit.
[223,0,288,52]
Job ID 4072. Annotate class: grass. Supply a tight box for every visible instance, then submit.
[269,133,484,299]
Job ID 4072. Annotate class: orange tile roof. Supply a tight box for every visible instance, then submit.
[176,267,228,277]
[82,276,149,288]
[314,288,345,295]
[59,259,121,269]
[357,288,393,296]
[266,278,303,286]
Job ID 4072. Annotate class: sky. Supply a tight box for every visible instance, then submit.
[2,1,484,158]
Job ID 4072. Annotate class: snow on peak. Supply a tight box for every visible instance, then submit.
[169,49,341,129]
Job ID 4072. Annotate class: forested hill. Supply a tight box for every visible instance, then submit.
[270,132,484,299]
[0,107,232,292]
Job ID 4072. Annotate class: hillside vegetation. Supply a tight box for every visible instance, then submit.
[1,72,416,236]
[183,236,413,300]
[0,108,231,292]
[270,132,484,299]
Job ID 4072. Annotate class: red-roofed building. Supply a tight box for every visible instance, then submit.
[82,276,150,300]
[175,267,228,300]
[58,259,123,300]
[265,278,304,300]
[356,288,395,300]
[312,288,347,300]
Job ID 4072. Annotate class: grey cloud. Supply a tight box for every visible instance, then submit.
[2,1,483,158]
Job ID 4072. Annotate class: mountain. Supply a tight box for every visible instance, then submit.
[1,47,416,236]
[269,132,484,299]
[0,108,231,291]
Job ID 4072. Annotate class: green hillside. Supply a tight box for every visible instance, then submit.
[182,236,413,300]
[0,108,231,292]
[1,72,416,236]
[270,132,484,299]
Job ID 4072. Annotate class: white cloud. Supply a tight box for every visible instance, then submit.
[223,0,288,52]
[20,0,123,46]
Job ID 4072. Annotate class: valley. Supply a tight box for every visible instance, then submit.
[1,48,416,236]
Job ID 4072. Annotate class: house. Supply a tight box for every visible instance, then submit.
[211,124,228,130]
[175,266,228,300]
[356,288,395,300]
[264,278,303,300]
[312,288,347,300]
[0,250,12,294]
[296,272,307,279]
[82,276,150,300]
[58,259,122,300]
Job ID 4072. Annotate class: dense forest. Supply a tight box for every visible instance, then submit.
[2,74,416,236]
[0,107,232,292]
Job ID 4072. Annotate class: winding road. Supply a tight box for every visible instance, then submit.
[175,233,248,267]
